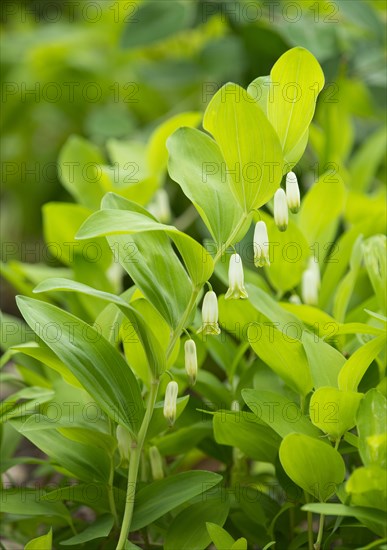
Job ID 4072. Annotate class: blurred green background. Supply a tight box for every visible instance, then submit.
[1,0,386,311]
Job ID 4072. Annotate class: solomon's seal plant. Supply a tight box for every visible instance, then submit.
[1,46,386,550]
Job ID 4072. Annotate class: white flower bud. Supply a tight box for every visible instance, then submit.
[184,339,198,385]
[149,445,164,480]
[197,290,220,335]
[225,253,248,300]
[253,221,270,267]
[274,188,288,231]
[163,381,178,426]
[289,294,301,305]
[116,425,131,467]
[302,268,319,306]
[286,172,300,213]
[308,257,321,289]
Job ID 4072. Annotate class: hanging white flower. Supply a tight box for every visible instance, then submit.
[253,221,270,267]
[225,253,248,300]
[184,339,198,385]
[286,172,301,213]
[197,290,220,335]
[274,188,288,231]
[301,268,319,306]
[163,381,179,426]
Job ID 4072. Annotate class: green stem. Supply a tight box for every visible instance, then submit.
[314,514,325,549]
[166,288,200,358]
[116,380,160,550]
[213,214,248,264]
[304,491,314,550]
[108,461,118,527]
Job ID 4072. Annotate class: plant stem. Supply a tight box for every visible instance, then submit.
[304,491,314,550]
[314,514,325,549]
[108,460,119,527]
[116,379,160,550]
[166,288,199,358]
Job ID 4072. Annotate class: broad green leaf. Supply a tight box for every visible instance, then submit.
[58,135,106,209]
[206,523,235,550]
[76,202,214,287]
[154,423,213,456]
[310,386,363,439]
[61,514,114,545]
[348,126,387,192]
[346,465,386,512]
[302,332,345,388]
[267,47,324,165]
[130,471,222,531]
[0,386,55,423]
[16,297,144,435]
[248,323,312,396]
[247,75,270,115]
[164,497,230,550]
[33,278,167,378]
[1,489,71,523]
[101,193,193,329]
[167,127,245,247]
[25,528,52,550]
[302,503,387,538]
[357,389,387,468]
[148,111,201,176]
[213,410,280,463]
[279,433,345,501]
[338,334,387,391]
[299,172,345,264]
[242,389,321,439]
[203,82,283,212]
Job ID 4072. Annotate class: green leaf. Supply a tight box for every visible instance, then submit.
[248,323,313,396]
[16,297,144,436]
[246,284,303,332]
[130,471,222,531]
[267,47,324,165]
[301,503,387,538]
[149,111,201,176]
[164,497,230,550]
[60,514,114,545]
[58,135,107,209]
[346,465,386,512]
[338,334,387,391]
[33,277,167,378]
[76,198,214,287]
[213,410,280,463]
[299,172,346,264]
[348,126,387,192]
[357,389,387,468]
[309,386,363,439]
[206,523,235,550]
[242,389,321,439]
[1,489,71,523]
[203,82,283,212]
[279,433,345,501]
[25,528,52,550]
[167,127,245,247]
[302,332,346,388]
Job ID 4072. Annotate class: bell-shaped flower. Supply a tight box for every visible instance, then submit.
[286,172,300,213]
[163,381,179,426]
[197,290,220,335]
[184,339,198,385]
[149,445,164,480]
[301,267,319,306]
[225,253,248,300]
[253,221,270,267]
[274,188,288,231]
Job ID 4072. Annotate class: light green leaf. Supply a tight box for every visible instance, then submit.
[302,332,345,388]
[346,465,386,512]
[338,334,387,391]
[267,47,324,165]
[25,528,52,550]
[16,297,144,436]
[167,127,244,247]
[242,389,321,439]
[247,284,303,332]
[348,126,387,192]
[203,82,283,212]
[213,410,280,463]
[279,433,345,501]
[164,497,230,550]
[310,386,363,439]
[130,471,222,531]
[206,522,235,550]
[248,323,312,396]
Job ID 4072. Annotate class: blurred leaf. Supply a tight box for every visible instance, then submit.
[61,514,114,545]
[346,465,386,512]
[25,528,52,550]
[348,127,387,192]
[357,389,387,468]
